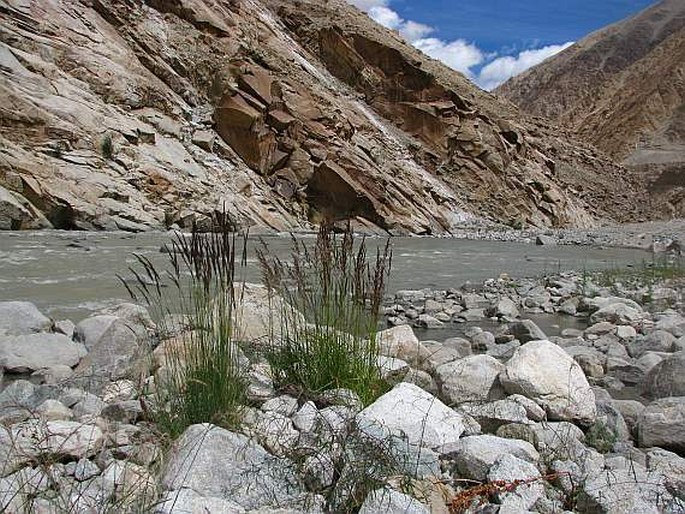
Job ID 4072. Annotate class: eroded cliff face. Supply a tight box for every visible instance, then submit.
[496,0,685,218]
[0,0,648,233]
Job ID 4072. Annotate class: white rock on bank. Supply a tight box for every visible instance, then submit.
[356,382,465,450]
[74,314,148,385]
[0,301,52,336]
[578,468,677,514]
[11,420,104,459]
[500,340,597,423]
[377,325,431,366]
[590,302,643,325]
[358,488,429,514]
[488,454,544,511]
[35,399,74,421]
[439,434,540,481]
[161,424,308,511]
[638,397,685,454]
[0,333,87,373]
[435,354,505,405]
[155,488,246,514]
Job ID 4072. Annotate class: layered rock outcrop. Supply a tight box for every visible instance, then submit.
[0,0,649,233]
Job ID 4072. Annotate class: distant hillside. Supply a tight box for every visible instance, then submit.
[496,0,685,217]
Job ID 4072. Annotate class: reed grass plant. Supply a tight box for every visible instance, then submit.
[257,222,392,406]
[120,214,248,437]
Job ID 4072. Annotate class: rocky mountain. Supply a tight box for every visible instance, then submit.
[496,0,685,218]
[0,0,649,233]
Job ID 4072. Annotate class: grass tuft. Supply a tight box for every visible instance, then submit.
[120,214,248,438]
[257,221,392,406]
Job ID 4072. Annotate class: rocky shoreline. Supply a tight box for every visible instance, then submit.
[1,261,684,513]
[442,218,685,252]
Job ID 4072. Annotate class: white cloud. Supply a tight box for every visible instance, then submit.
[400,20,434,42]
[366,5,434,43]
[345,0,573,91]
[368,6,402,29]
[477,42,574,90]
[413,38,484,76]
[346,0,482,76]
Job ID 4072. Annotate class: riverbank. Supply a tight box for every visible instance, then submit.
[445,218,685,251]
[1,257,683,512]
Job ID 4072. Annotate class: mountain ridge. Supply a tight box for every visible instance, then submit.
[496,0,685,217]
[0,0,651,233]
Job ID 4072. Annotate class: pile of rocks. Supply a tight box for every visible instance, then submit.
[1,267,684,512]
[0,301,161,511]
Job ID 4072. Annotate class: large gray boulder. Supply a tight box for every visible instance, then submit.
[162,424,308,511]
[505,319,547,343]
[577,468,678,514]
[485,297,520,320]
[377,325,431,367]
[590,302,643,325]
[439,434,539,481]
[356,382,465,450]
[435,355,505,405]
[0,301,52,336]
[654,313,685,337]
[638,397,685,453]
[612,399,645,438]
[627,330,677,357]
[641,352,685,399]
[500,340,597,424]
[0,333,87,373]
[582,296,642,313]
[417,342,464,374]
[73,311,150,389]
[0,380,56,425]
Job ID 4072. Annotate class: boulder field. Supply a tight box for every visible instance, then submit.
[0,265,684,512]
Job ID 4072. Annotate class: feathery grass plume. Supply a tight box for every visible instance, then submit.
[119,213,248,438]
[257,221,392,406]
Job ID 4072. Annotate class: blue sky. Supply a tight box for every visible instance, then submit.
[347,0,655,89]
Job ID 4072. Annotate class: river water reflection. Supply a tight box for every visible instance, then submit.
[0,230,653,323]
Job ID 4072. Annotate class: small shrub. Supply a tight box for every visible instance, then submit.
[101,133,114,160]
[257,221,392,406]
[120,214,248,438]
[585,420,617,454]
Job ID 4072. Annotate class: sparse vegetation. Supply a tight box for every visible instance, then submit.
[593,256,684,289]
[257,222,392,406]
[585,420,617,454]
[101,133,114,160]
[448,473,567,513]
[589,255,684,304]
[120,214,248,438]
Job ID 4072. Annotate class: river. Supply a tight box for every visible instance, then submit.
[0,230,654,324]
